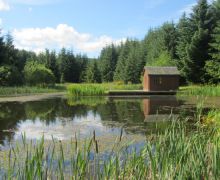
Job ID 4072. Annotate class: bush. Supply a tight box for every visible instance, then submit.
[0,65,23,86]
[24,61,55,86]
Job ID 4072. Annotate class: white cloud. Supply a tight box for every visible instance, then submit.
[0,0,10,11]
[12,24,126,55]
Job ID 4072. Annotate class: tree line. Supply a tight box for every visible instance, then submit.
[0,0,219,86]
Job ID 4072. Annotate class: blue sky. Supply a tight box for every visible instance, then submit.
[0,0,203,57]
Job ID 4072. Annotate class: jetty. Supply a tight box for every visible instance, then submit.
[108,90,177,96]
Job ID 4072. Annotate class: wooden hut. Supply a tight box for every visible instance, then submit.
[143,66,180,91]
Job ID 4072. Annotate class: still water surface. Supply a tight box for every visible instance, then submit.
[0,95,219,147]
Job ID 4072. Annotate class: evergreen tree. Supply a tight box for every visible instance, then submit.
[75,54,88,82]
[85,61,101,83]
[176,13,193,77]
[124,42,144,84]
[99,44,118,82]
[114,40,130,82]
[205,21,220,83]
[4,33,16,66]
[183,0,213,83]
[143,28,166,65]
[0,31,6,65]
[161,22,178,59]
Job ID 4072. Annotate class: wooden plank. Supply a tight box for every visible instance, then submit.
[108,90,177,96]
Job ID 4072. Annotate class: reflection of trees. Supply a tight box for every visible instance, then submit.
[0,102,26,143]
[97,99,146,135]
[0,96,195,145]
[0,98,93,143]
[67,96,107,107]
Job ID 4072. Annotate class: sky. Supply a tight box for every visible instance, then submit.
[0,0,207,57]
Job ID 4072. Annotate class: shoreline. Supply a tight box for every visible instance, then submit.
[0,92,66,103]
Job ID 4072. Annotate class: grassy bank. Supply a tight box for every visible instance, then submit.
[0,122,219,179]
[0,85,66,97]
[67,83,142,96]
[179,85,220,97]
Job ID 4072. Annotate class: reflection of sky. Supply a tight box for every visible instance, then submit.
[14,111,121,141]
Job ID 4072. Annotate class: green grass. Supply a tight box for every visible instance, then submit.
[0,85,66,97]
[67,83,142,96]
[0,121,219,179]
[178,85,220,97]
[67,96,108,106]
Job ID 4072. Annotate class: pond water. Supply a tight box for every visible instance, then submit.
[0,95,219,148]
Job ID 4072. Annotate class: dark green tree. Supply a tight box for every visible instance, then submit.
[161,22,178,59]
[114,40,131,82]
[85,60,101,83]
[124,41,144,84]
[205,21,220,83]
[176,13,193,78]
[99,44,118,82]
[182,0,214,83]
[0,31,6,65]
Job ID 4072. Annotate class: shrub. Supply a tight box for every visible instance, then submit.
[24,61,55,86]
[0,65,23,86]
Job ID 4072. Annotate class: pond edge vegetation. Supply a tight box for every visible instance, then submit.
[0,120,219,179]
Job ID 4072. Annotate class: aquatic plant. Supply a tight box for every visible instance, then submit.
[0,121,219,179]
[67,83,142,96]
[178,85,220,97]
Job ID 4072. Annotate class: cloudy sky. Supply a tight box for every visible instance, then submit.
[0,0,204,57]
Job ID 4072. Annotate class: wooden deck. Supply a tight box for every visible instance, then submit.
[108,90,177,96]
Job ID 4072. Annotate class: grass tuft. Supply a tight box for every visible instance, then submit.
[178,85,220,97]
[67,83,142,96]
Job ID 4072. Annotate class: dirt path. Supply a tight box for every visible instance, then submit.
[0,92,66,102]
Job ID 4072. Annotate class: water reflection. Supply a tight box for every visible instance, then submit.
[0,96,190,145]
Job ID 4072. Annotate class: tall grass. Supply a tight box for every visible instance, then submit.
[178,85,220,97]
[67,96,107,106]
[67,83,142,96]
[0,122,219,179]
[0,85,66,97]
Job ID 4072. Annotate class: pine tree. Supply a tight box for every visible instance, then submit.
[4,32,15,66]
[0,31,6,65]
[205,21,220,83]
[114,40,130,82]
[99,44,118,82]
[124,42,144,84]
[183,0,213,83]
[85,61,101,83]
[176,13,193,77]
[161,22,178,59]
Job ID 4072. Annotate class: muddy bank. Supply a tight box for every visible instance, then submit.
[0,92,66,102]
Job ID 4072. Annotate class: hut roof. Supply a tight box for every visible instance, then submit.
[144,66,180,75]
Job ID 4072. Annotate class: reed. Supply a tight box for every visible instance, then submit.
[178,85,220,97]
[67,83,142,96]
[0,121,219,179]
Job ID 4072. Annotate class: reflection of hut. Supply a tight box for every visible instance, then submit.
[143,67,180,91]
[143,97,179,122]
